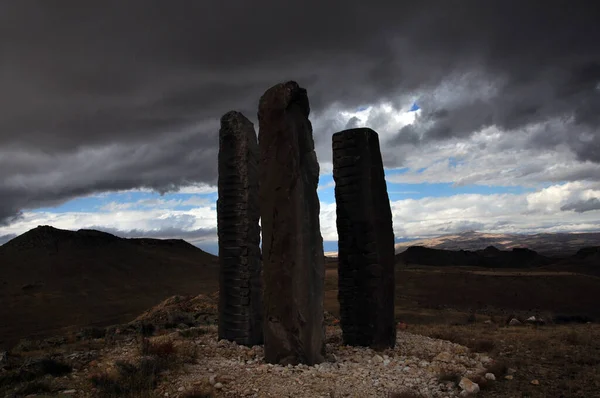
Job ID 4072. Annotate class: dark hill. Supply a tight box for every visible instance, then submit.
[0,226,218,349]
[397,245,553,268]
[575,246,600,262]
[541,246,600,276]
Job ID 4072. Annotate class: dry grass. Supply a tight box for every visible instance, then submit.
[89,358,161,397]
[90,335,199,397]
[410,322,600,397]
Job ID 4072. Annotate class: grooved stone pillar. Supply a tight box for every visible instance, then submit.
[258,81,326,365]
[217,111,263,346]
[332,128,396,350]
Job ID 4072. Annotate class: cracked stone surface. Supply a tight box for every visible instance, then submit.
[257,81,326,365]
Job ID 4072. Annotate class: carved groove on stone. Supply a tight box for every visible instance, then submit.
[332,127,396,350]
[217,111,263,346]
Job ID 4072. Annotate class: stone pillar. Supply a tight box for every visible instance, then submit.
[258,81,326,365]
[217,111,263,346]
[332,128,396,350]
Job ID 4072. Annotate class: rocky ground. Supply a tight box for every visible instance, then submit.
[1,294,501,398]
[162,325,493,397]
[1,325,495,398]
[3,294,599,398]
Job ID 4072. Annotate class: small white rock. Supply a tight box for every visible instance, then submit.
[485,373,496,381]
[215,382,224,389]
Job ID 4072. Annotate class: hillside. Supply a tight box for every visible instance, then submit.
[0,226,218,349]
[540,246,600,277]
[394,231,600,257]
[397,245,553,268]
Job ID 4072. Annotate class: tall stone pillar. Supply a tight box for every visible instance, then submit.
[217,111,263,346]
[258,81,326,365]
[332,128,396,349]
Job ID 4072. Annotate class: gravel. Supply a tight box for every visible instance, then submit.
[164,325,493,397]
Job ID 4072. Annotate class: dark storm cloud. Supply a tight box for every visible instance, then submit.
[0,234,17,246]
[561,198,600,213]
[1,0,600,223]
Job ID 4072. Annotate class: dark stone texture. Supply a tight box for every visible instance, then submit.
[217,111,263,346]
[258,81,326,365]
[332,128,396,350]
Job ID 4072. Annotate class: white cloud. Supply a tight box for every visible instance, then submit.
[2,181,599,245]
[384,126,600,187]
[176,183,218,194]
[99,195,213,212]
[1,204,218,244]
[318,182,600,241]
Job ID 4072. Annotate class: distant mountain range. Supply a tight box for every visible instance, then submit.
[394,231,600,257]
[0,225,218,349]
[1,226,598,349]
[397,245,554,268]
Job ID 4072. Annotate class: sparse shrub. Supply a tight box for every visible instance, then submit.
[470,373,491,390]
[139,338,176,358]
[29,358,72,377]
[0,358,71,395]
[138,322,156,337]
[165,311,195,329]
[553,314,594,324]
[179,327,209,339]
[466,313,477,324]
[429,328,467,346]
[485,360,508,377]
[471,339,495,353]
[13,338,39,352]
[149,340,176,358]
[13,380,52,395]
[194,312,218,325]
[176,340,199,364]
[89,372,122,395]
[42,336,68,347]
[561,329,592,346]
[78,326,106,340]
[90,358,160,396]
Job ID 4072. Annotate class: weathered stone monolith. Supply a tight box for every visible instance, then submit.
[332,128,396,349]
[258,81,326,365]
[217,111,263,346]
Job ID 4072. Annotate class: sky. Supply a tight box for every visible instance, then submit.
[1,1,600,254]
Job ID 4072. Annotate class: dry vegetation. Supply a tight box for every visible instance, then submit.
[1,252,598,396]
[1,326,210,398]
[410,322,600,397]
[2,294,599,397]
